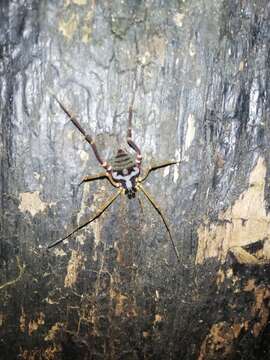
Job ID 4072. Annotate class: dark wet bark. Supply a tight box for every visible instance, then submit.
[1,1,270,359]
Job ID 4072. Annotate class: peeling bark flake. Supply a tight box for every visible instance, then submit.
[196,157,270,263]
[19,191,48,217]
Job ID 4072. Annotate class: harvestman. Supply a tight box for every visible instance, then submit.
[48,96,180,261]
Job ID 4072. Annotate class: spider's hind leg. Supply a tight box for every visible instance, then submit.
[52,95,111,170]
[127,106,142,158]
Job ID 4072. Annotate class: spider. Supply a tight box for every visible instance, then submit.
[47,96,180,261]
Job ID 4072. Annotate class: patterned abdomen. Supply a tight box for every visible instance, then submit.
[110,150,136,171]
[110,150,141,197]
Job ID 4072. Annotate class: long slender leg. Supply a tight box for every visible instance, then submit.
[80,173,120,188]
[53,95,111,171]
[48,189,123,249]
[139,160,179,182]
[137,183,180,262]
[80,173,108,184]
[127,106,142,167]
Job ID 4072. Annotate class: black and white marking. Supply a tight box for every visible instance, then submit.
[112,166,140,197]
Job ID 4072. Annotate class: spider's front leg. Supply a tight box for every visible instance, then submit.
[137,183,180,262]
[139,160,179,183]
[48,188,124,249]
[80,173,120,188]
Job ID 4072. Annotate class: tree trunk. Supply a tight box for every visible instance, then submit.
[1,1,270,359]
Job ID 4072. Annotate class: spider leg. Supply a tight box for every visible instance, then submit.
[48,188,123,249]
[139,161,179,183]
[127,106,142,167]
[137,183,180,262]
[80,173,108,184]
[80,173,120,188]
[52,95,111,171]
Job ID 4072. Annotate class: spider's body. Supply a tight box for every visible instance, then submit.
[110,149,137,171]
[48,97,180,261]
[109,149,141,198]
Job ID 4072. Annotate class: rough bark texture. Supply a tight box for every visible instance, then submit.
[1,0,270,359]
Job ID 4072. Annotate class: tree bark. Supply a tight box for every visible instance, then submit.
[1,1,270,359]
